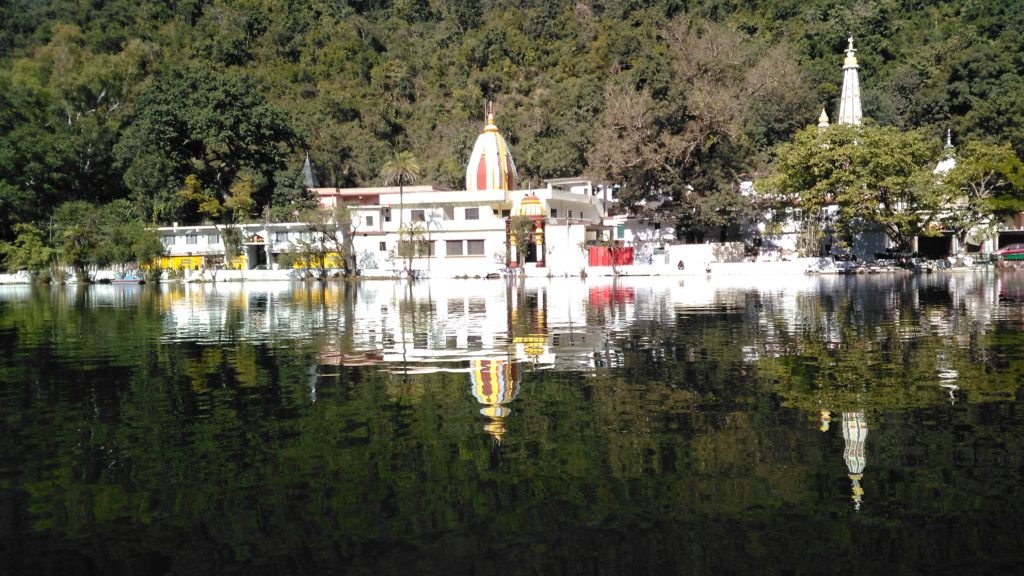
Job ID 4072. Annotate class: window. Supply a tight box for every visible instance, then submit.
[413,332,428,349]
[383,207,392,222]
[365,215,374,227]
[161,236,174,247]
[411,209,425,222]
[186,234,198,245]
[208,234,220,245]
[551,208,558,218]
[447,299,463,315]
[501,209,511,218]
[274,232,289,243]
[465,207,479,220]
[446,240,484,256]
[379,241,387,251]
[444,206,454,220]
[403,240,434,257]
[617,224,625,239]
[568,210,573,219]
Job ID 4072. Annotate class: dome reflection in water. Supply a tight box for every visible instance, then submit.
[1,273,1023,575]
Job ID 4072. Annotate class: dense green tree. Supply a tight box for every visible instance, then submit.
[586,19,812,240]
[51,200,104,281]
[115,66,294,224]
[97,200,166,273]
[269,166,319,222]
[0,224,56,280]
[0,77,56,238]
[1,0,1024,245]
[767,124,945,252]
[940,141,1024,250]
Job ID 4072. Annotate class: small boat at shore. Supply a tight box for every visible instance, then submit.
[104,271,146,285]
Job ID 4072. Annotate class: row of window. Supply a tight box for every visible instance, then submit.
[164,231,323,246]
[388,207,591,222]
[163,234,221,247]
[395,208,589,222]
[164,206,594,246]
[379,239,486,257]
[164,232,491,254]
[446,239,486,256]
[404,207,480,223]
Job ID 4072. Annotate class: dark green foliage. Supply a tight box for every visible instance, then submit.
[115,66,295,224]
[47,200,152,279]
[1,0,1024,247]
[0,223,55,279]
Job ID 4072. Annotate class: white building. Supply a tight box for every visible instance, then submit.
[155,111,626,277]
[309,112,621,278]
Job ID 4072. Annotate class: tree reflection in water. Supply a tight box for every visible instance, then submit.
[1,273,1023,575]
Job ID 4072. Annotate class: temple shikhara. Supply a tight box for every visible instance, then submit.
[466,109,518,194]
[836,36,863,127]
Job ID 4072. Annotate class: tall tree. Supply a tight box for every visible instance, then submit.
[939,141,1024,250]
[380,151,421,230]
[586,19,812,241]
[0,224,55,281]
[115,66,294,224]
[766,124,944,252]
[51,200,104,282]
[304,203,359,279]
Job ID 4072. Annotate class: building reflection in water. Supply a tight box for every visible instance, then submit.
[842,411,868,511]
[820,409,869,511]
[155,279,997,458]
[469,358,521,442]
[509,283,550,363]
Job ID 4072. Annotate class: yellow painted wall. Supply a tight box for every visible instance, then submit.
[153,255,246,270]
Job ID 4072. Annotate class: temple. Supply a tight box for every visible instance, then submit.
[836,36,863,126]
[151,36,1021,274]
[466,109,518,193]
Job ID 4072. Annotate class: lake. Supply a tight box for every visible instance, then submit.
[2,272,1024,575]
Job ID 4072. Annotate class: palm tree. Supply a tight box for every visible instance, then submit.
[380,151,421,230]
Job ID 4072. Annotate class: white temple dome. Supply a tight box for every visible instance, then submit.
[466,112,518,193]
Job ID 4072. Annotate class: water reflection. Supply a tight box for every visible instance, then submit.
[841,411,868,511]
[3,272,1024,574]
[470,358,521,441]
[77,272,1024,444]
[819,409,868,510]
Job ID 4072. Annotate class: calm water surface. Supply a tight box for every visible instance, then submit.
[2,272,1024,575]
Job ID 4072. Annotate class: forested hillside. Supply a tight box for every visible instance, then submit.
[2,0,1023,241]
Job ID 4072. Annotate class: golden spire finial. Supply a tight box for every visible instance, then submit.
[818,107,830,128]
[819,409,832,431]
[850,474,864,511]
[844,35,859,69]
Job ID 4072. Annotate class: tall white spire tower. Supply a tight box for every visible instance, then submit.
[837,36,863,126]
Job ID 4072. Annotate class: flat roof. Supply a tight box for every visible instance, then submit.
[544,177,593,188]
[311,185,453,196]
